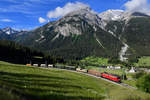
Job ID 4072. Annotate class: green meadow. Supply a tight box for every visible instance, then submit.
[0,61,150,100]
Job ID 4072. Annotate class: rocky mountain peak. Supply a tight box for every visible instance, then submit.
[99,9,124,21]
[2,27,19,35]
[120,11,150,22]
[99,9,150,22]
[0,27,28,37]
[64,7,100,24]
[1,8,150,60]
[52,7,104,37]
[131,12,150,17]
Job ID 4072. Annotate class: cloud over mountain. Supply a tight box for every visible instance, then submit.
[124,0,150,14]
[39,17,47,23]
[47,2,89,19]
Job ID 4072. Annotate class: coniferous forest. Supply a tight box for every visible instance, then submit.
[0,40,44,64]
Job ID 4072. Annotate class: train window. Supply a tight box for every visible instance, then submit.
[104,72,108,74]
[117,77,121,79]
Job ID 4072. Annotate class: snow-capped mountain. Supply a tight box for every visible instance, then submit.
[15,8,150,61]
[0,27,28,40]
[17,7,122,59]
[1,27,28,36]
[2,27,20,35]
[99,9,124,21]
[1,8,150,61]
[120,12,150,22]
[99,9,150,22]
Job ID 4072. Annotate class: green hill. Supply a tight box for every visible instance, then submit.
[0,61,150,100]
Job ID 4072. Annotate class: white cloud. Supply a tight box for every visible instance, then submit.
[0,19,14,22]
[124,0,150,14]
[47,2,89,18]
[39,17,47,23]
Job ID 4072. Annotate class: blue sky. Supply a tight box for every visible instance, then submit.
[0,0,147,30]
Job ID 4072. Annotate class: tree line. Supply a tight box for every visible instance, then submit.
[0,40,65,64]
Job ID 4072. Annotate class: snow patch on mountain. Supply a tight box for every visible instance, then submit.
[51,34,60,42]
[94,34,105,49]
[2,27,19,35]
[121,11,150,23]
[99,9,149,23]
[119,42,129,61]
[35,31,46,43]
[108,30,116,37]
[99,9,124,21]
[1,27,28,36]
[93,26,105,48]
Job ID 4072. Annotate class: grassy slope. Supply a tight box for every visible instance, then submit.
[0,88,20,100]
[0,61,150,100]
[81,57,109,66]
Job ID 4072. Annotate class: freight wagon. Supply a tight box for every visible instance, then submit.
[88,70,101,77]
[76,68,88,73]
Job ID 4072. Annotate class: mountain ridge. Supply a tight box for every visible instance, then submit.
[1,8,150,61]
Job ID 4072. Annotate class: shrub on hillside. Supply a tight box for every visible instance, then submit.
[132,71,146,79]
[136,74,150,93]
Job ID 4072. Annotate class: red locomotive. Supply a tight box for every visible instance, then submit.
[101,72,121,83]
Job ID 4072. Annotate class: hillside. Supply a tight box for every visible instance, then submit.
[16,10,150,61]
[0,61,150,100]
[1,9,150,61]
[17,8,123,60]
[122,17,150,56]
[104,11,150,60]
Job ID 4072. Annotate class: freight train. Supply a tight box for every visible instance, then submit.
[26,64,121,83]
[87,69,121,83]
[76,68,121,83]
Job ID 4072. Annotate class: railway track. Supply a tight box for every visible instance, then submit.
[38,66,137,90]
[120,83,137,90]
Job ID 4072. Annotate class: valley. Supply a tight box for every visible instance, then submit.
[1,1,150,99]
[1,9,150,61]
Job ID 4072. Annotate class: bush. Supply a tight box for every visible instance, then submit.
[108,57,121,64]
[136,74,150,93]
[121,74,127,80]
[128,56,139,64]
[132,71,146,79]
[123,96,141,100]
